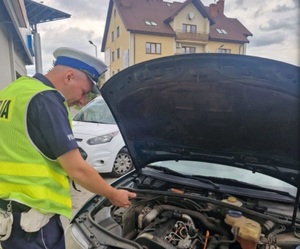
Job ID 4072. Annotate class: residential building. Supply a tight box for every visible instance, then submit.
[101,0,252,80]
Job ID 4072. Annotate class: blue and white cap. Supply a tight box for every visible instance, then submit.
[53,47,107,94]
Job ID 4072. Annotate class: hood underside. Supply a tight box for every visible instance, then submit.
[101,53,299,186]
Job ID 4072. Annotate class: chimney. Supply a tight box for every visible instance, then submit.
[209,3,217,18]
[209,0,225,18]
[217,0,225,14]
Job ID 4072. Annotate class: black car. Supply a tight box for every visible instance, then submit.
[65,53,299,249]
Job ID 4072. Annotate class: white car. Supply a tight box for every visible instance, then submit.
[72,96,133,177]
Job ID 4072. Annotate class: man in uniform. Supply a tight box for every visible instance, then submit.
[0,47,136,249]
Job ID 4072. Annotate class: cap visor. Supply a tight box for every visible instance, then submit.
[91,84,100,94]
[85,73,100,94]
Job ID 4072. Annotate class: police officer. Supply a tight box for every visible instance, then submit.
[0,47,136,249]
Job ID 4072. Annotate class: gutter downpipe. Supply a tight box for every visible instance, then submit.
[239,43,244,55]
[133,31,136,65]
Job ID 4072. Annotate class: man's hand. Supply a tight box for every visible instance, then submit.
[58,149,137,208]
[108,189,137,207]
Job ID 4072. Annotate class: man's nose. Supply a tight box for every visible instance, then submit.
[79,96,88,106]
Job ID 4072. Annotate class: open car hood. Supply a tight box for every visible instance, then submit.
[101,54,299,187]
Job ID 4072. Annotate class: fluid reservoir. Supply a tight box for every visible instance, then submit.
[225,210,261,243]
[222,196,243,207]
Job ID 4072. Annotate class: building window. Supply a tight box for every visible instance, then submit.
[182,24,197,33]
[182,46,196,54]
[216,28,228,34]
[117,48,120,59]
[112,51,115,62]
[145,20,158,26]
[218,48,231,53]
[146,42,161,54]
[111,31,115,42]
[116,26,120,38]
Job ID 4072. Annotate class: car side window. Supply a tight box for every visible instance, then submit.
[73,98,116,124]
[84,108,98,122]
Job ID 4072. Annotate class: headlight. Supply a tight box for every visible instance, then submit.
[65,224,89,249]
[87,131,119,145]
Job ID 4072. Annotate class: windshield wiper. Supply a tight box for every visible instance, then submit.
[216,177,294,198]
[146,165,220,189]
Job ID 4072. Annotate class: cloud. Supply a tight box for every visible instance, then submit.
[273,4,294,12]
[44,1,109,20]
[253,8,265,18]
[273,1,299,12]
[259,17,298,31]
[248,32,286,47]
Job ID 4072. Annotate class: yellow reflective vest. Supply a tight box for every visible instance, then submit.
[0,77,72,218]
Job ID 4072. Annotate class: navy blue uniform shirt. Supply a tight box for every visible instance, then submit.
[27,73,78,160]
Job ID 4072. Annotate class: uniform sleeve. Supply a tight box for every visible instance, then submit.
[27,90,78,159]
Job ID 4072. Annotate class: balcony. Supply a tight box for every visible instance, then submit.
[175,30,209,43]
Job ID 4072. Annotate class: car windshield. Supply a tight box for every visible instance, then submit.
[73,97,116,124]
[150,160,297,197]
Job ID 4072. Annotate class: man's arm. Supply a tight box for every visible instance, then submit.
[58,148,136,207]
[27,90,135,207]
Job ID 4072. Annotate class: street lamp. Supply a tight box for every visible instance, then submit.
[88,40,98,57]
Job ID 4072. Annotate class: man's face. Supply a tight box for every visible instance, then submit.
[64,70,93,107]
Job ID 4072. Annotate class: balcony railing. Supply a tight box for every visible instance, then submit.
[176,30,209,43]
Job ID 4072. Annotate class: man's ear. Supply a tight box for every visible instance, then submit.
[65,70,75,85]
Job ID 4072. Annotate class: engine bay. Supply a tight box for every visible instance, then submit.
[75,178,300,249]
[104,195,299,249]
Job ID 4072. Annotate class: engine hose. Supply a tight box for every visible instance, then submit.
[207,236,218,249]
[218,244,229,249]
[143,205,230,236]
[217,226,238,244]
[207,229,237,249]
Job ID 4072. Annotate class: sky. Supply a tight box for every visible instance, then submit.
[26,0,299,75]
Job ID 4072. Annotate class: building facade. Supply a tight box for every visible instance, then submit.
[101,0,252,80]
[0,0,33,89]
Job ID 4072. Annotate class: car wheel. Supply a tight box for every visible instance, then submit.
[110,148,133,178]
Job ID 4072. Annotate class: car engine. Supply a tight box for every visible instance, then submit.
[88,190,300,249]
